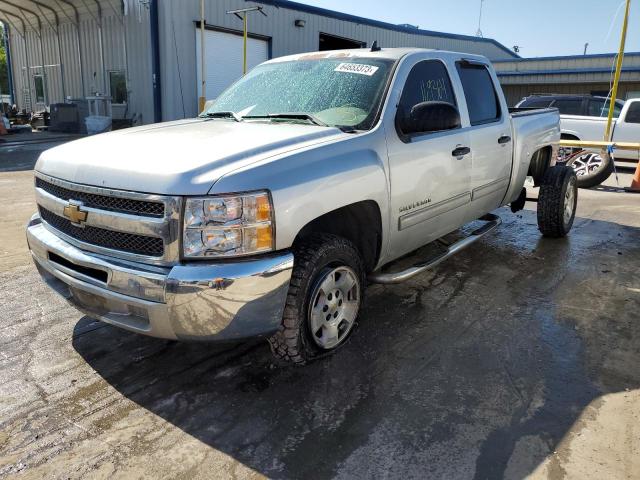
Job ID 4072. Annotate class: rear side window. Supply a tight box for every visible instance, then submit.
[587,99,621,118]
[553,99,582,115]
[522,98,552,108]
[625,102,640,123]
[456,62,501,125]
[397,60,457,120]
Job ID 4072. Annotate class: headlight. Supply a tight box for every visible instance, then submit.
[183,191,274,258]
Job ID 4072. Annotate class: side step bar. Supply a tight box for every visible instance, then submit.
[368,213,502,285]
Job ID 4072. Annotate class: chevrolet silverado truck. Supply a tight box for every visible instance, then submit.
[558,98,640,188]
[26,48,576,364]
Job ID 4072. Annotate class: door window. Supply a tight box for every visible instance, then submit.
[456,62,501,125]
[397,60,458,135]
[109,71,128,104]
[397,61,457,114]
[552,99,582,115]
[625,102,640,123]
[33,75,45,103]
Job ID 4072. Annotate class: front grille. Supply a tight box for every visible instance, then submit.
[36,177,164,218]
[39,207,164,257]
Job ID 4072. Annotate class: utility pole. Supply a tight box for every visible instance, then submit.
[199,0,205,113]
[226,6,267,75]
[603,0,630,142]
[476,0,484,37]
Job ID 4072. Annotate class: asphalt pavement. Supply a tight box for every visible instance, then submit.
[1,140,639,479]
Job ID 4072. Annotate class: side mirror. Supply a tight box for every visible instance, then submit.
[400,101,461,135]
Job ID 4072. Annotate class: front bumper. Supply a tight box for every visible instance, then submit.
[26,217,294,341]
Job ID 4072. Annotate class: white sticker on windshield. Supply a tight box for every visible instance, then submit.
[334,63,379,76]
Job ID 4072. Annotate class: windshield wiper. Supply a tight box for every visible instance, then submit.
[243,113,329,127]
[200,111,243,122]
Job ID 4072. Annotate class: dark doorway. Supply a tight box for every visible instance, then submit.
[319,32,365,51]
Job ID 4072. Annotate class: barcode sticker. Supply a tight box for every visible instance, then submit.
[334,63,379,76]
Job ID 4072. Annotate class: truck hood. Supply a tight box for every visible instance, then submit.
[36,119,346,195]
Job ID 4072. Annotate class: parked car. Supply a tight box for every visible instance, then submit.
[27,48,575,365]
[559,98,640,188]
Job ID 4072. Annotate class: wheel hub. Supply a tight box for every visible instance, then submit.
[564,178,576,225]
[308,266,360,350]
[571,152,602,177]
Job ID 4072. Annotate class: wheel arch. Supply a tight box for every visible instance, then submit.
[528,145,554,186]
[293,200,383,273]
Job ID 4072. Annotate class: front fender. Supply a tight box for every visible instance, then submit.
[210,130,390,254]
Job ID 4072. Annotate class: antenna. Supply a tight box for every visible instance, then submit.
[370,40,381,52]
[476,0,484,37]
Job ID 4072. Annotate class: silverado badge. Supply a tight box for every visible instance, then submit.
[63,203,88,226]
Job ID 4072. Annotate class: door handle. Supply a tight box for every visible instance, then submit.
[451,146,471,157]
[498,135,511,144]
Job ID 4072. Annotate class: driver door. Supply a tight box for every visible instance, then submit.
[385,58,472,261]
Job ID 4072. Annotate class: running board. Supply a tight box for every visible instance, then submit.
[368,213,502,285]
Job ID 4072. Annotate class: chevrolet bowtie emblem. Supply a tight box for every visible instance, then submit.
[63,203,88,225]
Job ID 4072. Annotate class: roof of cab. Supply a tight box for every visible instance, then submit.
[265,48,490,64]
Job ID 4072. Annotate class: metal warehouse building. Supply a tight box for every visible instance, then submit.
[494,53,640,106]
[1,0,519,126]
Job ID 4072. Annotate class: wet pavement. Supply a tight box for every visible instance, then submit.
[1,142,639,479]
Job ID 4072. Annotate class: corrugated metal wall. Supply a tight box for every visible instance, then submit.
[3,0,153,124]
[493,53,640,106]
[159,0,518,121]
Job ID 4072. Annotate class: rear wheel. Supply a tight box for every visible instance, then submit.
[537,166,578,237]
[268,234,365,365]
[566,151,614,188]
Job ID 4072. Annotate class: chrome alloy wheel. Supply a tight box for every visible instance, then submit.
[564,177,577,225]
[571,152,602,177]
[308,266,361,350]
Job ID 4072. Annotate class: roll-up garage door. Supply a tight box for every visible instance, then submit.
[195,28,269,101]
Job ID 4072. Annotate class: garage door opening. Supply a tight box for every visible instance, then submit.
[196,26,270,104]
[319,33,365,51]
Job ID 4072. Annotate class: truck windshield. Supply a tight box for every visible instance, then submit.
[203,57,395,130]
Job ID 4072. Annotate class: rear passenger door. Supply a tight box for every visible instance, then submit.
[455,60,512,221]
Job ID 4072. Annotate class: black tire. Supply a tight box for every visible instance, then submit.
[268,234,365,365]
[566,151,614,188]
[537,165,578,238]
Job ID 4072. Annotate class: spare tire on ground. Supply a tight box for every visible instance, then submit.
[564,150,614,189]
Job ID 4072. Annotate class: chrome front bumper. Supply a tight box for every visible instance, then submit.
[26,217,294,341]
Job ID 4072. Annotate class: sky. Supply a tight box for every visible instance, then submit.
[302,0,638,58]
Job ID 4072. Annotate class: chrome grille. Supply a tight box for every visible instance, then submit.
[39,207,164,257]
[34,173,181,265]
[36,177,164,217]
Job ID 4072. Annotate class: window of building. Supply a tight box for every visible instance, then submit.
[455,62,501,125]
[33,75,45,103]
[109,71,127,104]
[625,102,640,124]
[318,32,365,51]
[552,99,582,115]
[397,60,457,135]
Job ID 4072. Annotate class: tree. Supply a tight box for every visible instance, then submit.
[0,23,9,98]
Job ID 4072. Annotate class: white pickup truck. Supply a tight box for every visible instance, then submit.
[560,98,640,187]
[27,48,575,364]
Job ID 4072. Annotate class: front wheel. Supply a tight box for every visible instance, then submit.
[268,234,365,365]
[537,166,578,238]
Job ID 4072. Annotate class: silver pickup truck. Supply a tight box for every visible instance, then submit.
[27,48,576,364]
